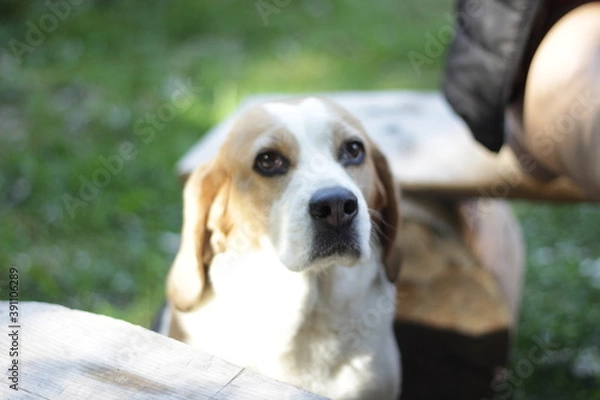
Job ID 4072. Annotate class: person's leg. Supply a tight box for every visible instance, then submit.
[515,2,600,198]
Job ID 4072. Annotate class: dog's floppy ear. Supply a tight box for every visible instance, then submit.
[167,161,228,311]
[371,145,402,282]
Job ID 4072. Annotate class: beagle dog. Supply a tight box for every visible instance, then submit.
[160,97,402,399]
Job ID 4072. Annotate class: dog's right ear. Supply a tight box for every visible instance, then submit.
[167,161,229,312]
[371,144,402,282]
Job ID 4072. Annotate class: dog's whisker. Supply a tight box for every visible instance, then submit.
[368,208,393,243]
[369,208,396,230]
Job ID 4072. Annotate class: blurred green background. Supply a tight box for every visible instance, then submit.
[1,1,599,398]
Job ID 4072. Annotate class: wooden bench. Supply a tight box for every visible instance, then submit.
[178,91,590,201]
[0,301,326,399]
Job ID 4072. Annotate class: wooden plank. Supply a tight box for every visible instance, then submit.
[0,302,327,400]
[177,91,591,201]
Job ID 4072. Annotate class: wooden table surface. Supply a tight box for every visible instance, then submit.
[0,301,327,399]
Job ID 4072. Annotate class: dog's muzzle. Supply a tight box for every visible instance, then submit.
[308,186,361,261]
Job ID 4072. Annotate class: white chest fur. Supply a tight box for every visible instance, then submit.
[169,249,401,400]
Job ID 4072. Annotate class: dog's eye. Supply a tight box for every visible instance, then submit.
[254,151,289,176]
[339,141,365,166]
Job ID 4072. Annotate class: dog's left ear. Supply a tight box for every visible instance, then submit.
[166,161,229,311]
[371,145,402,282]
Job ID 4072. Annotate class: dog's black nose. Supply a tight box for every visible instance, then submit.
[309,187,358,228]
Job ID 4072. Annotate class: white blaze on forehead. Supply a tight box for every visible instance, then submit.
[262,98,332,149]
[260,98,373,272]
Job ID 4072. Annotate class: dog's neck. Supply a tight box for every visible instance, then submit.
[171,247,398,399]
[179,247,386,346]
[210,246,387,315]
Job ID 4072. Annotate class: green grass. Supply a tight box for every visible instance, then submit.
[1,1,599,398]
[510,203,600,399]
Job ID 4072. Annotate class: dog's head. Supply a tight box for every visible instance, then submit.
[168,97,400,311]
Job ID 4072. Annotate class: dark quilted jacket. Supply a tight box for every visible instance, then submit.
[442,0,542,152]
